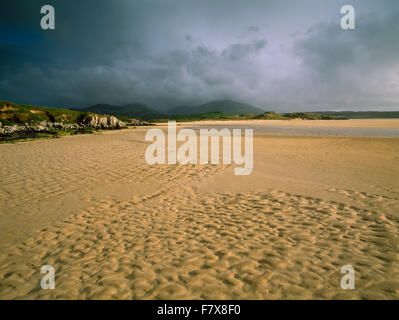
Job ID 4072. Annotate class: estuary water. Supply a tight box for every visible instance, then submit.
[189,123,399,138]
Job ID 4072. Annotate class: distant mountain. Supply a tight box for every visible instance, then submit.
[167,100,264,115]
[80,103,166,120]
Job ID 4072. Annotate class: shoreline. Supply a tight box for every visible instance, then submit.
[175,118,399,128]
[2,119,399,143]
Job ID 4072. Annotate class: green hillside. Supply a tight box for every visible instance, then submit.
[253,112,347,120]
[154,111,347,122]
[167,100,264,116]
[314,111,399,119]
[0,100,87,126]
[160,111,254,122]
[0,100,139,142]
[80,103,166,121]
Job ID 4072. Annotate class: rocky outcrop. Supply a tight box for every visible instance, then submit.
[0,121,81,137]
[0,114,128,139]
[0,113,154,140]
[78,114,126,129]
[79,114,151,127]
[125,118,152,126]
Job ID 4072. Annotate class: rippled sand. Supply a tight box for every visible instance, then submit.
[0,121,399,299]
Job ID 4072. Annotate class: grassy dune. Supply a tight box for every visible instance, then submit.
[0,100,89,126]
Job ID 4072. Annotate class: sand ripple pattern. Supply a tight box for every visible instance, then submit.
[0,128,398,299]
[0,188,398,299]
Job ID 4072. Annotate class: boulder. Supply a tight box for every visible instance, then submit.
[79,114,126,129]
[126,118,151,126]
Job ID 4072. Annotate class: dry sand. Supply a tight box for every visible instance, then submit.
[0,120,399,299]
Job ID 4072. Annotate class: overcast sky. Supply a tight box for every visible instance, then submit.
[0,0,398,111]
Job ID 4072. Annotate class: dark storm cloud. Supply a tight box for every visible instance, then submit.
[0,0,398,110]
[292,9,399,109]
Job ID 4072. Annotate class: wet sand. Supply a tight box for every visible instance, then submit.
[0,120,399,299]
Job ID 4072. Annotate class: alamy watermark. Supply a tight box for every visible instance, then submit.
[40,5,55,30]
[40,265,55,289]
[340,265,355,289]
[145,121,253,175]
[340,5,355,30]
[40,4,356,31]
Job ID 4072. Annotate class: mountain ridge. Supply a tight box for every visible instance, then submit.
[167,100,264,116]
[78,100,399,120]
[79,100,265,120]
[78,103,166,121]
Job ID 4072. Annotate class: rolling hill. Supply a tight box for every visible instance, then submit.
[80,103,166,121]
[162,111,347,122]
[0,100,132,142]
[0,100,87,125]
[167,100,264,116]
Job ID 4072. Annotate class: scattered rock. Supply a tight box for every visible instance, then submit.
[0,112,153,140]
[125,119,152,126]
[78,114,126,129]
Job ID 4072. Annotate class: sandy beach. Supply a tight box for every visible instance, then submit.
[0,119,399,299]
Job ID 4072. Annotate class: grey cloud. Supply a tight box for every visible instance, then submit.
[295,11,399,77]
[222,39,267,61]
[292,9,399,109]
[0,0,398,111]
[245,26,260,33]
[1,20,272,108]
